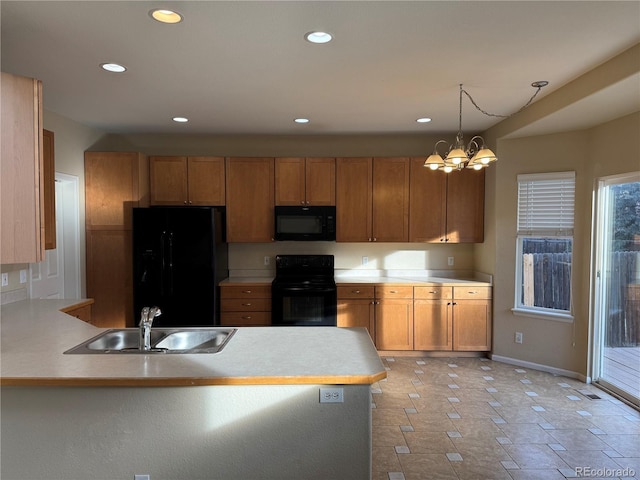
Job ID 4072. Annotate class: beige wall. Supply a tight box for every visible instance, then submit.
[481,112,640,377]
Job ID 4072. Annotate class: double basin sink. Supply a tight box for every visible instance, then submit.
[65,327,236,354]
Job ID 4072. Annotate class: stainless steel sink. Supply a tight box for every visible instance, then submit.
[64,328,236,354]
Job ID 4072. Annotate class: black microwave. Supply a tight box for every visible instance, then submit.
[274,206,336,241]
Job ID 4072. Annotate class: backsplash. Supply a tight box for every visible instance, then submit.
[228,242,475,277]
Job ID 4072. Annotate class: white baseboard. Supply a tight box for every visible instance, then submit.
[490,354,589,383]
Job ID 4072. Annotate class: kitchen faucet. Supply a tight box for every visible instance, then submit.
[139,306,162,351]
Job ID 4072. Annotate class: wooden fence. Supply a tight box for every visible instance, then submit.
[523,250,639,347]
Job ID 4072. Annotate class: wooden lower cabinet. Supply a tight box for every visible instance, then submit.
[339,283,491,352]
[220,284,271,326]
[337,286,375,341]
[452,286,492,351]
[60,301,94,325]
[414,286,453,350]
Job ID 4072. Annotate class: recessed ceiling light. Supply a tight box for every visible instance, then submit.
[150,9,183,24]
[294,118,310,124]
[416,117,432,123]
[305,31,333,44]
[172,116,189,123]
[100,63,127,73]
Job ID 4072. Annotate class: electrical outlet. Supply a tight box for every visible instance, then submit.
[20,269,27,284]
[515,332,523,344]
[264,256,270,266]
[134,475,150,480]
[1,273,8,287]
[319,387,344,403]
[448,256,454,266]
[362,256,368,265]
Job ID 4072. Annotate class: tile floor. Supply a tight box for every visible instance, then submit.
[371,356,640,480]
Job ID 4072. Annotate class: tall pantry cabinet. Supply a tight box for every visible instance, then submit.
[84,152,149,328]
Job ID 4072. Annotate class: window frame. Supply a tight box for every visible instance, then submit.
[512,171,576,322]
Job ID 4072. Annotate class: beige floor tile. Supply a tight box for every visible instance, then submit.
[507,470,568,480]
[373,425,407,447]
[502,444,569,470]
[498,423,557,444]
[398,453,458,480]
[555,449,622,470]
[600,434,640,457]
[374,408,411,426]
[548,429,611,450]
[372,445,402,473]
[403,431,456,454]
[450,456,513,480]
[408,412,458,433]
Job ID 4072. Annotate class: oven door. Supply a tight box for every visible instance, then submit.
[272,284,337,326]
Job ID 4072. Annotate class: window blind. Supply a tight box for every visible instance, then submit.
[517,171,575,236]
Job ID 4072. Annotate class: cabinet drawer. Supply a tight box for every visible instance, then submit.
[220,311,271,326]
[376,286,413,299]
[221,298,271,312]
[453,286,491,300]
[337,285,375,299]
[220,285,271,299]
[414,286,453,300]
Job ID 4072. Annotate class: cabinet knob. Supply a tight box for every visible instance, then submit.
[373,238,377,242]
[389,290,398,294]
[241,316,252,320]
[352,290,361,294]
[184,201,188,204]
[242,303,252,306]
[242,290,252,294]
[428,291,437,294]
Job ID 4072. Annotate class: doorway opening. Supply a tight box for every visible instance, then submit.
[29,173,81,299]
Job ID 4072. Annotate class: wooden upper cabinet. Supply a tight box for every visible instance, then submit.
[409,158,484,243]
[1,72,44,264]
[336,158,372,242]
[226,157,274,242]
[409,157,447,242]
[150,156,225,206]
[84,152,149,230]
[372,157,410,242]
[43,129,56,250]
[275,157,335,206]
[446,168,485,243]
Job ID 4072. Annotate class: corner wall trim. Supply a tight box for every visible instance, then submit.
[490,354,588,383]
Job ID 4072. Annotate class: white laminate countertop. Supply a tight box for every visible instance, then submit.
[0,300,386,387]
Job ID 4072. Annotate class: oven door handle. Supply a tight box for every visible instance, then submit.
[273,286,336,293]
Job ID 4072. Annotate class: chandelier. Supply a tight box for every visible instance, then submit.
[424,82,548,173]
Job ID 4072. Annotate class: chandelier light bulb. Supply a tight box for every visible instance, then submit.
[429,163,439,170]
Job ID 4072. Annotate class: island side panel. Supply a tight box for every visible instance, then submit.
[1,384,372,480]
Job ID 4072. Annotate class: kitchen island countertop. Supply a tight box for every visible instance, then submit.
[0,299,386,387]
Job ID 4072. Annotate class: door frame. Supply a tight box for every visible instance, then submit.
[589,171,640,404]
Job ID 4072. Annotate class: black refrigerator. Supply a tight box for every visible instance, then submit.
[132,207,228,328]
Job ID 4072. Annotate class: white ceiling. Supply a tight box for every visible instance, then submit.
[2,1,639,136]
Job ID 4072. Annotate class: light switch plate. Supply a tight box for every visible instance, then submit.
[1,273,8,287]
[19,269,27,284]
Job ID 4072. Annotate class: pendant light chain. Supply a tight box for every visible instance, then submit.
[461,82,547,119]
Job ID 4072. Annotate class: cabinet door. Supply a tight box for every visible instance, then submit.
[1,73,44,264]
[446,169,485,243]
[149,156,188,205]
[414,300,453,350]
[337,298,375,342]
[85,152,149,229]
[86,230,132,328]
[373,158,410,242]
[409,158,447,242]
[187,157,225,205]
[336,158,372,242]
[43,129,56,250]
[275,157,306,205]
[305,157,336,206]
[375,299,414,350]
[226,157,275,242]
[452,299,492,351]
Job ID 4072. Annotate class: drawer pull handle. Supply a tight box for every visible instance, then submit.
[389,290,398,294]
[241,316,252,320]
[242,303,252,306]
[242,290,252,294]
[428,291,438,294]
[468,291,478,295]
[352,290,361,294]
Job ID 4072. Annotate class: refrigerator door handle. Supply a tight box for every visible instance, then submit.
[160,231,167,296]
[168,231,175,296]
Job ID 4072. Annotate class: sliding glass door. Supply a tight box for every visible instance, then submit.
[592,173,640,406]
